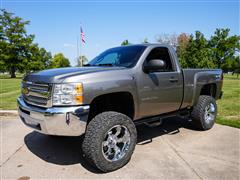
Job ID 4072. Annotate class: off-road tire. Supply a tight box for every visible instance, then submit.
[191,95,217,130]
[82,111,137,172]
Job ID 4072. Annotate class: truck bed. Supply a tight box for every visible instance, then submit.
[181,69,223,109]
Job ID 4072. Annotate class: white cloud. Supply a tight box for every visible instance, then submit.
[63,43,76,48]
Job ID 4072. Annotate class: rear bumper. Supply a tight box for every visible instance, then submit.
[17,96,89,136]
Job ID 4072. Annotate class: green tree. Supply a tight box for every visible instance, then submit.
[176,33,190,68]
[209,28,240,69]
[183,31,215,68]
[0,9,51,77]
[121,39,130,46]
[26,45,52,72]
[49,53,70,68]
[232,56,240,73]
[0,9,35,77]
[231,56,240,76]
[77,55,88,66]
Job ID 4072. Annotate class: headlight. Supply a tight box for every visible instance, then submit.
[53,83,83,106]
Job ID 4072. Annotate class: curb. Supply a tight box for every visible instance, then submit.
[0,110,18,116]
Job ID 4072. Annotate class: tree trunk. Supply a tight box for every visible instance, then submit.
[10,66,16,78]
[217,60,222,69]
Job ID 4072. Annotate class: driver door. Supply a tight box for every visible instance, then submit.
[137,47,183,118]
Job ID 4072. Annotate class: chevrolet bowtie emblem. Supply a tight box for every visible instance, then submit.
[22,87,29,95]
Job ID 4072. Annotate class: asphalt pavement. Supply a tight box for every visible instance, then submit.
[1,115,239,180]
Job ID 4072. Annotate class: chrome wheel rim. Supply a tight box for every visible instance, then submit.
[102,125,130,162]
[204,103,216,124]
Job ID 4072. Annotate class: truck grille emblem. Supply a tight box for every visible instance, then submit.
[22,87,29,95]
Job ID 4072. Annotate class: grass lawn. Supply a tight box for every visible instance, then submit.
[0,75,22,110]
[216,74,240,128]
[0,73,239,128]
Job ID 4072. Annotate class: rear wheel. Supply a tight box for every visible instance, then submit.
[82,111,137,172]
[191,95,217,130]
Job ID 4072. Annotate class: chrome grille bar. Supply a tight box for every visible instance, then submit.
[22,81,52,108]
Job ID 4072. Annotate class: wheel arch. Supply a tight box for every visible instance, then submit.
[192,83,217,106]
[87,91,135,123]
[200,83,217,98]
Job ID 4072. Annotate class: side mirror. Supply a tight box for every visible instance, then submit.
[143,59,166,72]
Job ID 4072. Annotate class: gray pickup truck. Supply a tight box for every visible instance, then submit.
[18,44,223,172]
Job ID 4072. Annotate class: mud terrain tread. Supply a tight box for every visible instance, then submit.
[191,95,217,130]
[82,111,137,172]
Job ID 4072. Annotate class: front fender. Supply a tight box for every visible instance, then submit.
[82,74,138,117]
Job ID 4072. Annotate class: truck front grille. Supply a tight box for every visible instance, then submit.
[22,81,52,107]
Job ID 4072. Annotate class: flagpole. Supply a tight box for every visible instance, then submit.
[80,24,82,67]
[79,34,82,67]
[77,36,79,66]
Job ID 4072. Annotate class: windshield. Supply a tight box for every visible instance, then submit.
[88,45,146,68]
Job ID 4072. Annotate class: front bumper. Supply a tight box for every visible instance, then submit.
[17,96,89,136]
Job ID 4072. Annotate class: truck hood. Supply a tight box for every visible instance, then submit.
[23,66,126,83]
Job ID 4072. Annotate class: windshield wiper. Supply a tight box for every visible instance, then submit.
[83,64,97,67]
[84,63,121,67]
[97,63,115,67]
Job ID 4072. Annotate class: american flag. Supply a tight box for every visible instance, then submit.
[81,27,85,44]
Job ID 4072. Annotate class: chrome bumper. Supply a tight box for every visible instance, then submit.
[17,96,89,136]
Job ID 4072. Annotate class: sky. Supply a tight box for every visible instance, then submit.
[1,0,239,66]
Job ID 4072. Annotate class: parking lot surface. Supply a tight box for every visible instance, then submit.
[1,115,239,179]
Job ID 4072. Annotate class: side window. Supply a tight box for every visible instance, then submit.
[146,47,174,71]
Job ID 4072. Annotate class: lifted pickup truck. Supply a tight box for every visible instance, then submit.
[18,44,223,172]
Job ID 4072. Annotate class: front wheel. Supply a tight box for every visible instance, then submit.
[191,95,217,130]
[82,111,137,172]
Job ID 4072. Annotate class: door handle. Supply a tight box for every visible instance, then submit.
[169,77,178,82]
